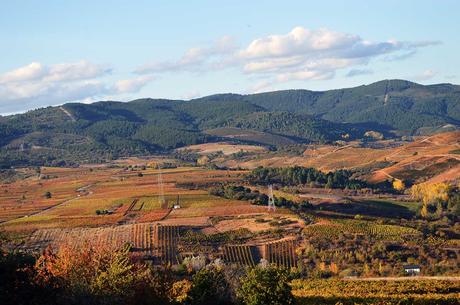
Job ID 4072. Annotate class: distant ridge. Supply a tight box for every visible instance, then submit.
[0,80,458,167]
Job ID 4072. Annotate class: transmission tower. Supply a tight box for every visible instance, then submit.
[157,166,167,209]
[268,184,276,212]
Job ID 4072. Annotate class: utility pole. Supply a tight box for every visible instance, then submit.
[268,184,276,212]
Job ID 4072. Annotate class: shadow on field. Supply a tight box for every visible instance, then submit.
[316,199,415,219]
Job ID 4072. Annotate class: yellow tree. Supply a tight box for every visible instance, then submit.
[411,182,451,218]
[329,262,339,275]
[393,179,405,191]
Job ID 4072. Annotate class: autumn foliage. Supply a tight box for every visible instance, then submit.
[33,243,172,305]
[410,182,452,218]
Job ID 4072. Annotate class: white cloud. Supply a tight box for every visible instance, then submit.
[413,69,436,81]
[238,27,438,83]
[115,76,153,93]
[0,60,110,84]
[136,26,439,85]
[0,62,46,84]
[240,27,360,58]
[135,36,238,74]
[45,60,111,82]
[0,60,152,114]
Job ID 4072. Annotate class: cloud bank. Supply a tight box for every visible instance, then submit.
[136,26,439,87]
[0,61,152,114]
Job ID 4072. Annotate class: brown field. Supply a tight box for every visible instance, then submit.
[0,166,118,223]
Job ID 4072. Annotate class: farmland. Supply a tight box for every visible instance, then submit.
[292,279,460,304]
[1,132,459,300]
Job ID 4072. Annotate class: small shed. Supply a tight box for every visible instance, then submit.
[173,195,181,209]
[403,265,421,275]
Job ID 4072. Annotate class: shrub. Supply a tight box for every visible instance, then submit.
[185,268,233,305]
[238,265,295,305]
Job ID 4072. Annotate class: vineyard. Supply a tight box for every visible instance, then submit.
[223,245,256,266]
[223,238,297,268]
[155,225,181,265]
[264,239,297,268]
[292,279,460,305]
[303,220,421,240]
[26,223,182,264]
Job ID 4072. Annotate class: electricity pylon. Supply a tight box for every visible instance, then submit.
[268,184,276,212]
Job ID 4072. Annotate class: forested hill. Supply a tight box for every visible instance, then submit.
[0,79,459,167]
[196,79,460,132]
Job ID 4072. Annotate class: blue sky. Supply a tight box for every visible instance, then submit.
[0,0,459,114]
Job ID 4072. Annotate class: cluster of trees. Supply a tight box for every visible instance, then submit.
[411,182,460,219]
[227,111,355,143]
[246,166,367,190]
[209,185,302,210]
[0,236,294,305]
[209,185,269,205]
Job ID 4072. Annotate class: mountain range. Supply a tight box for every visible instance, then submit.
[0,79,459,167]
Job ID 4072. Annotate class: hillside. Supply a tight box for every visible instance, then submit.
[0,80,459,167]
[197,80,460,133]
[216,131,460,185]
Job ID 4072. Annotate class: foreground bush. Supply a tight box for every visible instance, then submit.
[186,267,234,305]
[34,243,173,305]
[238,265,295,305]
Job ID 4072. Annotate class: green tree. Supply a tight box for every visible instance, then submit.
[186,268,233,305]
[238,266,295,305]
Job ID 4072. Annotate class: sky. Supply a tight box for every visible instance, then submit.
[0,0,459,114]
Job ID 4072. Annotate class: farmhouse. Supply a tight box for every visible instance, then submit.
[403,265,421,275]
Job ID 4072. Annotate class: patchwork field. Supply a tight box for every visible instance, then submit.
[0,166,257,231]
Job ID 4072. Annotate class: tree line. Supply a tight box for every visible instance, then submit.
[246,166,367,190]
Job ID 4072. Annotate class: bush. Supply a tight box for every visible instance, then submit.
[34,243,173,305]
[186,268,233,305]
[238,265,295,305]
